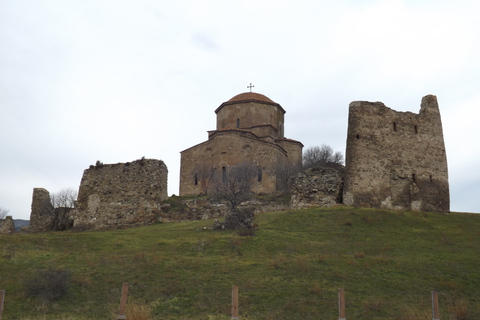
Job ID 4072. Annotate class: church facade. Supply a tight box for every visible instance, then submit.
[179,92,303,195]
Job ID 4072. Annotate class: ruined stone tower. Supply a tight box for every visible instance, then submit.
[343,95,449,212]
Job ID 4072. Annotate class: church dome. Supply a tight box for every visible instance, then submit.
[227,92,276,104]
[216,92,285,114]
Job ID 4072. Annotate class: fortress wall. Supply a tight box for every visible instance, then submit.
[73,159,168,228]
[343,95,449,212]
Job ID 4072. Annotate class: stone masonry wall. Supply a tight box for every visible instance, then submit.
[291,166,344,209]
[0,216,15,235]
[73,159,168,229]
[343,95,449,212]
[28,188,55,232]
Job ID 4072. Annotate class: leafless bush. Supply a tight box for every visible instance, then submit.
[25,268,71,303]
[303,144,344,169]
[274,159,301,193]
[192,162,216,195]
[50,188,77,208]
[211,162,257,209]
[0,207,8,219]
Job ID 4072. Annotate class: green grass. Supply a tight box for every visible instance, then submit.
[1,207,480,319]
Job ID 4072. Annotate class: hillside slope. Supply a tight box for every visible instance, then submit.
[1,207,479,319]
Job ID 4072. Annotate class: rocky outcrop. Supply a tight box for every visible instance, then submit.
[0,216,15,234]
[291,165,344,209]
[72,159,168,229]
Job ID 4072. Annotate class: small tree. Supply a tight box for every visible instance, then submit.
[50,188,77,208]
[211,162,257,209]
[303,144,344,169]
[274,159,301,193]
[192,162,216,195]
[0,207,8,219]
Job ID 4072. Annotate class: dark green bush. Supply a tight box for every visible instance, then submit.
[25,268,71,303]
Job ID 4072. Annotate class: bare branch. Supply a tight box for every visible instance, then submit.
[50,188,78,208]
[0,207,9,219]
[192,162,216,195]
[211,162,257,209]
[274,159,301,193]
[303,144,344,169]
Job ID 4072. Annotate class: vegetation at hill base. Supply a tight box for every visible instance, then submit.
[1,207,480,320]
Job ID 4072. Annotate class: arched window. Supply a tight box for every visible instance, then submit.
[257,168,262,182]
[237,118,240,128]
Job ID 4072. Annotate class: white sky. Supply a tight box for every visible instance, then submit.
[1,0,479,220]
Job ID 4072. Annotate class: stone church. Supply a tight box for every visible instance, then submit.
[179,91,303,195]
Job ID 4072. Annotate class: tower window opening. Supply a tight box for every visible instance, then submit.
[194,174,198,186]
[356,134,360,140]
[222,166,226,182]
[412,173,416,183]
[430,175,433,182]
[237,118,240,128]
[257,168,262,182]
[414,125,418,134]
[393,122,397,132]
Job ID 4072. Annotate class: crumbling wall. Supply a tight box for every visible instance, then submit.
[343,95,449,212]
[73,158,168,229]
[28,188,55,232]
[0,216,15,235]
[291,165,344,209]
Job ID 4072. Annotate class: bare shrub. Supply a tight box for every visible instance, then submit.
[192,162,216,195]
[237,227,256,237]
[211,162,257,209]
[24,268,71,303]
[361,300,383,318]
[274,158,301,193]
[126,300,153,320]
[50,188,77,208]
[0,207,8,219]
[303,144,344,169]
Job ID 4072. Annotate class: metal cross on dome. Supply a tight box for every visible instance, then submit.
[247,83,254,92]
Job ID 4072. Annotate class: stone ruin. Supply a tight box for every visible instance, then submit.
[290,164,344,209]
[24,94,450,233]
[25,188,74,232]
[343,95,449,212]
[0,216,15,235]
[72,158,168,229]
[291,95,449,213]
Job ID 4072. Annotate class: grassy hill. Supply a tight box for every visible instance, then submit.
[1,207,479,319]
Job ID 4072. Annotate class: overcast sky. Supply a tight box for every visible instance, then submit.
[1,0,479,220]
